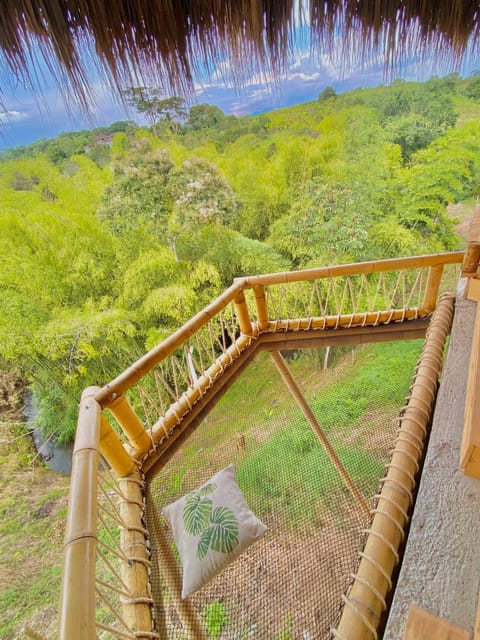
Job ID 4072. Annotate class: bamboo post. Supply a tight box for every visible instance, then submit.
[234,290,254,336]
[462,246,480,277]
[109,394,151,455]
[118,470,154,638]
[59,387,101,640]
[419,264,444,314]
[333,294,455,640]
[99,415,136,477]
[462,205,480,277]
[460,301,480,478]
[146,486,208,640]
[253,284,269,330]
[269,350,370,518]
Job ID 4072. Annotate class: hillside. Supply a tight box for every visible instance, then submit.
[2,75,480,446]
[0,73,479,639]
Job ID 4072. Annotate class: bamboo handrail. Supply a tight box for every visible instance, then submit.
[145,334,256,455]
[95,281,246,407]
[333,294,455,640]
[59,386,101,640]
[239,252,463,287]
[61,250,465,640]
[95,252,463,408]
[263,308,420,333]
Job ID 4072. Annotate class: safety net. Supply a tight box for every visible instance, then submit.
[145,339,425,639]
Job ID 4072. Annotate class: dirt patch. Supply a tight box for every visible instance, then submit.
[199,521,359,639]
[342,408,399,458]
[154,502,366,640]
[447,202,475,241]
[0,371,26,423]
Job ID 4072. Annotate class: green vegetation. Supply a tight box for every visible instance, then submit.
[0,75,477,442]
[237,425,383,525]
[201,601,229,639]
[0,419,69,639]
[153,341,423,527]
[274,613,293,640]
[311,341,423,430]
[238,342,422,524]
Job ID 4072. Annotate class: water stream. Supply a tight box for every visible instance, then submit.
[23,391,73,475]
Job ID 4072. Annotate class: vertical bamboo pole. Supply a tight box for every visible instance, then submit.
[59,387,101,640]
[462,205,480,277]
[270,350,370,518]
[99,415,136,477]
[109,394,151,455]
[475,593,480,640]
[145,486,208,640]
[460,301,480,478]
[462,246,480,277]
[234,290,253,336]
[333,294,454,640]
[420,264,444,314]
[253,284,269,331]
[118,470,154,638]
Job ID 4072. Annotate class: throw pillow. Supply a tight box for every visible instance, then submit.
[162,464,267,598]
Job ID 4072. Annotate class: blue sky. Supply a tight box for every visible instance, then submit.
[0,42,477,151]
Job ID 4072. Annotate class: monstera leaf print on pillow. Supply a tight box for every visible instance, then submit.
[162,464,267,598]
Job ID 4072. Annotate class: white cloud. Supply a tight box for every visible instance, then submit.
[0,109,29,122]
[288,71,321,81]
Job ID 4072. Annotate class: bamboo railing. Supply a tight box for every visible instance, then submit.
[59,250,464,640]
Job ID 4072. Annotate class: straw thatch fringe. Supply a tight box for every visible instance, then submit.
[2,1,479,110]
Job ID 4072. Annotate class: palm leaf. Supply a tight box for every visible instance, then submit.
[208,507,239,554]
[199,484,216,496]
[197,527,214,559]
[183,493,213,535]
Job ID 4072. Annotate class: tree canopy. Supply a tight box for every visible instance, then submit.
[1,76,478,441]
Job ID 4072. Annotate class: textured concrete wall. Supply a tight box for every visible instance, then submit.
[384,296,480,638]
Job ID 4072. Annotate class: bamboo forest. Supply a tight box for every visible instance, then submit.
[2,74,480,445]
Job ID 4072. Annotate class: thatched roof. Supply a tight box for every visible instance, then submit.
[1,1,480,107]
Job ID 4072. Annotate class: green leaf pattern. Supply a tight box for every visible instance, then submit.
[183,484,239,560]
[197,528,214,560]
[208,507,239,554]
[184,492,213,536]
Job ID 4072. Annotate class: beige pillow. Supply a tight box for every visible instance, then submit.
[162,464,267,598]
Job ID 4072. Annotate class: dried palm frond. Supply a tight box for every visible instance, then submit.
[0,0,479,108]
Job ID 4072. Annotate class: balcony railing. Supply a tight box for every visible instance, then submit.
[58,250,464,640]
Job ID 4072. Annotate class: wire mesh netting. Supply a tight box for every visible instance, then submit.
[145,339,425,639]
